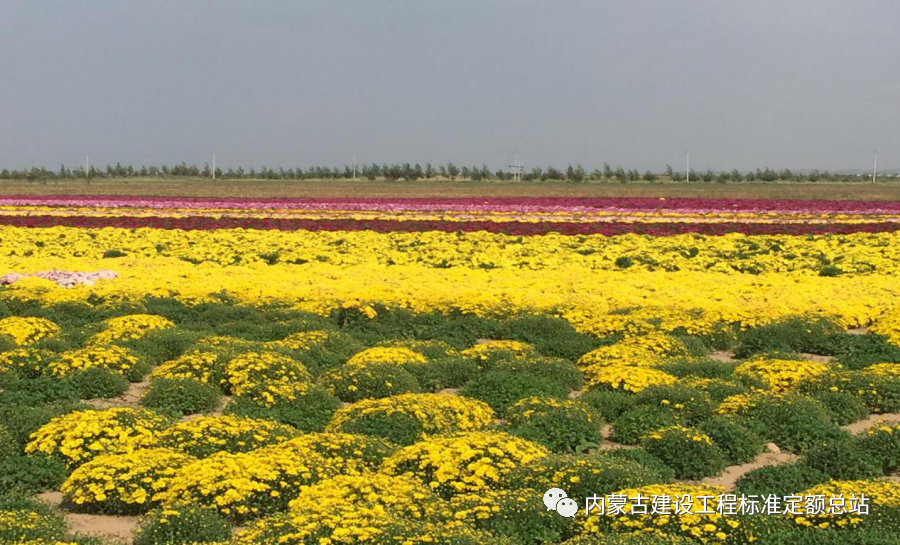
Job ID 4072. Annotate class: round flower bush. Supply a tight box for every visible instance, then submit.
[89,314,175,345]
[49,345,140,378]
[266,330,331,351]
[697,417,764,465]
[267,432,397,472]
[861,421,900,473]
[225,384,341,432]
[633,383,714,424]
[153,415,298,458]
[0,348,55,378]
[576,334,689,369]
[609,404,680,445]
[499,452,669,500]
[345,346,428,367]
[795,480,900,531]
[151,350,227,386]
[327,393,494,445]
[157,448,330,522]
[505,397,603,453]
[319,361,422,402]
[584,365,677,393]
[223,351,312,398]
[381,431,548,498]
[133,506,233,545]
[0,316,60,346]
[140,377,221,416]
[61,448,195,514]
[642,425,727,479]
[460,340,535,367]
[863,363,900,380]
[735,358,834,392]
[0,496,67,543]
[458,369,570,415]
[450,487,574,544]
[26,407,170,467]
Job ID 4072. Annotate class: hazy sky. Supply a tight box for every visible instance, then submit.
[2,0,898,172]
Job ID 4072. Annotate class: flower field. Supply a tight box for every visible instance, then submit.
[3,195,900,544]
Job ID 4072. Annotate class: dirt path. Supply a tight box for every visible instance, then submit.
[37,491,138,545]
[83,380,149,410]
[842,412,900,434]
[701,449,798,490]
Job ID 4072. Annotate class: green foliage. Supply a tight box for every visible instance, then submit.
[578,390,636,421]
[698,417,764,465]
[633,384,713,424]
[496,315,599,361]
[459,370,569,415]
[860,425,900,473]
[564,534,697,544]
[68,366,130,399]
[0,376,79,406]
[828,333,900,370]
[659,358,736,380]
[488,356,584,391]
[603,448,676,482]
[803,434,883,480]
[753,527,900,545]
[334,410,425,446]
[609,405,679,445]
[743,394,845,453]
[0,401,89,445]
[459,488,575,544]
[121,328,200,369]
[809,390,869,425]
[642,426,727,479]
[134,506,232,545]
[320,362,422,402]
[0,494,67,542]
[0,453,67,495]
[226,386,340,432]
[735,315,844,358]
[141,378,221,417]
[734,462,829,497]
[506,400,602,453]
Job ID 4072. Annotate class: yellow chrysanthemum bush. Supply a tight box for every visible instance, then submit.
[346,346,428,367]
[223,351,312,406]
[265,432,398,473]
[582,484,753,543]
[460,340,535,367]
[577,333,691,369]
[864,363,900,380]
[381,431,548,498]
[157,446,331,522]
[319,360,423,402]
[584,364,677,393]
[61,448,195,514]
[795,480,900,531]
[859,422,900,474]
[25,407,170,467]
[449,487,576,544]
[0,316,60,346]
[153,415,298,458]
[871,311,900,347]
[734,358,835,392]
[49,345,141,378]
[0,347,56,378]
[88,313,175,345]
[327,393,494,445]
[266,330,331,351]
[0,497,67,543]
[150,350,226,385]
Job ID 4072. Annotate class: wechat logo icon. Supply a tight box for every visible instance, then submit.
[543,488,578,518]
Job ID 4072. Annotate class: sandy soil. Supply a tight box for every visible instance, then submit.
[37,491,139,545]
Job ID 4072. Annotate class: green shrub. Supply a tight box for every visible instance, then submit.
[0,423,15,462]
[334,410,425,446]
[735,315,843,358]
[121,328,200,369]
[0,376,79,406]
[226,386,340,432]
[497,315,599,360]
[809,390,869,425]
[459,370,569,415]
[604,448,676,482]
[68,366,130,399]
[685,378,749,403]
[829,333,900,370]
[734,462,829,497]
[698,417,764,465]
[489,356,584,391]
[455,488,575,544]
[506,399,602,453]
[860,424,900,473]
[134,506,232,545]
[805,372,900,414]
[642,426,726,479]
[633,384,713,424]
[0,453,68,495]
[319,362,422,402]
[743,394,845,453]
[0,401,89,445]
[500,453,668,500]
[609,405,679,445]
[578,390,636,421]
[141,378,220,417]
[803,434,883,480]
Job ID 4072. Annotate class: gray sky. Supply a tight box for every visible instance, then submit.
[1,0,898,172]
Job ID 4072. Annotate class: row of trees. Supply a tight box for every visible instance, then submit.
[0,162,888,183]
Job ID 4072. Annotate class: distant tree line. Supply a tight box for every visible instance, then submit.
[0,162,891,183]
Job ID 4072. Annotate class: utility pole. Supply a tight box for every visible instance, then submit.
[508,151,524,182]
[85,155,90,178]
[353,153,357,181]
[873,150,878,184]
[212,154,216,180]
[685,150,690,183]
